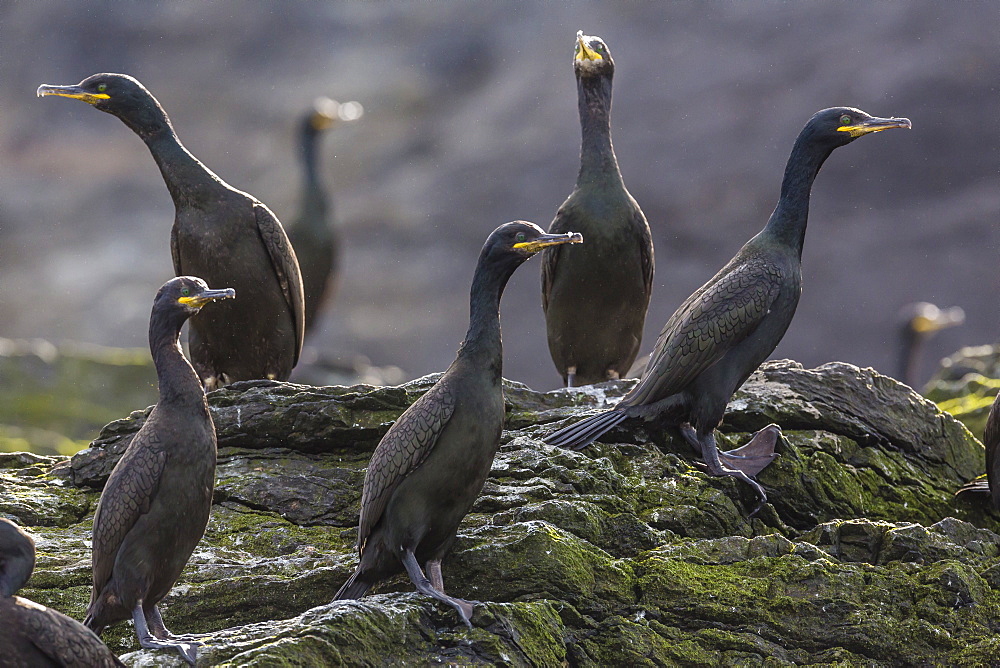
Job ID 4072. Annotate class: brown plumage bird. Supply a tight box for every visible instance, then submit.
[334,222,582,625]
[38,73,304,389]
[541,31,654,387]
[547,107,911,509]
[84,277,233,664]
[0,518,124,667]
[286,97,363,336]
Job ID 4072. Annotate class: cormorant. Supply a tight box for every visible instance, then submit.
[896,301,964,388]
[286,97,363,336]
[542,30,654,388]
[84,276,234,664]
[547,107,911,505]
[334,222,582,625]
[0,518,124,667]
[37,74,304,389]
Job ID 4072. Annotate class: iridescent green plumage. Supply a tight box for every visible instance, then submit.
[541,31,653,388]
[547,107,911,508]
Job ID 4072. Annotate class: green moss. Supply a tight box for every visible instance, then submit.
[928,374,1000,437]
[6,360,1000,664]
[570,615,711,666]
[451,520,636,616]
[635,545,1000,664]
[0,342,156,449]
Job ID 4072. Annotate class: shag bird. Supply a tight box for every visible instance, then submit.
[84,276,234,664]
[37,74,304,389]
[547,107,911,506]
[334,222,582,625]
[955,391,1000,509]
[542,30,654,388]
[0,518,124,667]
[286,97,363,335]
[896,301,964,388]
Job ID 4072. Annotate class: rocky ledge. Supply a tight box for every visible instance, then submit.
[2,359,999,666]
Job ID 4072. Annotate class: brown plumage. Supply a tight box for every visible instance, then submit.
[541,31,654,387]
[334,222,582,625]
[38,73,304,389]
[84,277,233,665]
[0,518,124,668]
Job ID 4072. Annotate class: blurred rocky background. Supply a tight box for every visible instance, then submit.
[0,2,997,447]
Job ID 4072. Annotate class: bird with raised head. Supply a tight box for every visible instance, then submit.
[37,74,304,389]
[0,518,124,667]
[547,107,911,509]
[896,301,964,388]
[286,97,363,336]
[84,276,234,664]
[334,221,582,626]
[542,30,654,388]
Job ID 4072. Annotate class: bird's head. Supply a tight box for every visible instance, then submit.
[156,276,235,317]
[489,221,583,262]
[574,30,614,78]
[804,107,911,148]
[37,73,170,136]
[38,73,156,113]
[308,97,340,132]
[0,518,35,597]
[471,221,583,301]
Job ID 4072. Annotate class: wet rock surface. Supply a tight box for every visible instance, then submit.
[3,360,999,665]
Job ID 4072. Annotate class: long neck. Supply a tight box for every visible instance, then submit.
[298,123,329,221]
[149,317,207,407]
[453,259,514,385]
[761,136,835,253]
[576,74,622,187]
[898,328,921,386]
[128,102,223,204]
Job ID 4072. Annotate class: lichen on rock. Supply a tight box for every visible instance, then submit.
[2,359,999,665]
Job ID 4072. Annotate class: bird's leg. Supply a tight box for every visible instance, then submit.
[566,366,577,388]
[696,430,768,511]
[401,549,475,628]
[718,424,781,478]
[132,602,199,665]
[427,559,445,594]
[679,422,703,456]
[146,605,213,642]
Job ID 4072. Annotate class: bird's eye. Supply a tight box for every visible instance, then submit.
[516,233,527,243]
[97,83,107,93]
[180,287,191,297]
[839,114,851,125]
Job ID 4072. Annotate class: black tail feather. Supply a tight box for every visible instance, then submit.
[955,476,990,498]
[544,410,628,450]
[333,568,372,601]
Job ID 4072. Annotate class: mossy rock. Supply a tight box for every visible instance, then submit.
[0,338,156,454]
[4,360,1000,665]
[925,344,1000,437]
